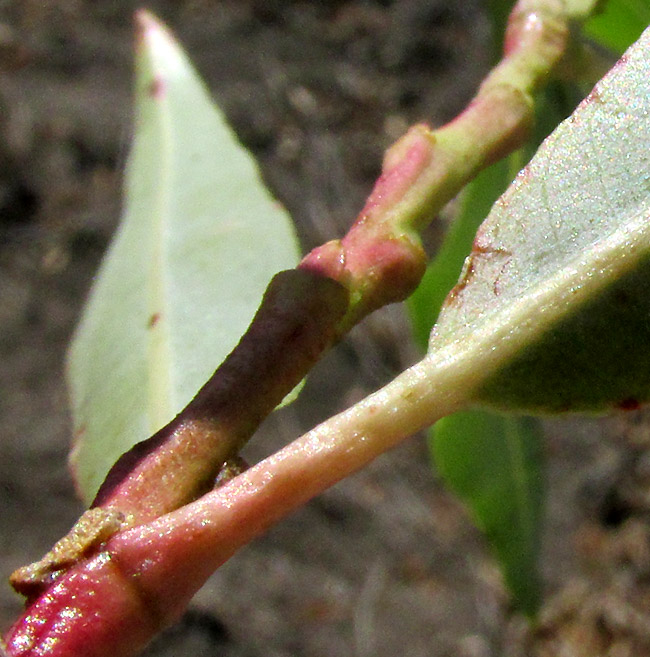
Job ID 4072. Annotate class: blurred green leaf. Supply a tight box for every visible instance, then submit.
[432,411,543,616]
[584,0,650,54]
[67,12,300,502]
[408,155,545,614]
[484,0,516,54]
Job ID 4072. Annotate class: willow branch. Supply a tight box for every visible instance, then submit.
[4,2,602,655]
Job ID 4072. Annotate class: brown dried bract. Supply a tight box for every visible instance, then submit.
[10,508,126,600]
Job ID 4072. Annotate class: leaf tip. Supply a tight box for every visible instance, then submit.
[134,9,184,91]
[134,8,158,44]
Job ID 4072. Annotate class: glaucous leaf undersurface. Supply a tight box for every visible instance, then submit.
[67,12,299,501]
[422,25,650,414]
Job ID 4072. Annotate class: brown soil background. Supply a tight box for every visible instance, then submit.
[2,2,650,656]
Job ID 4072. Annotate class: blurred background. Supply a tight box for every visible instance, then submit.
[2,2,650,656]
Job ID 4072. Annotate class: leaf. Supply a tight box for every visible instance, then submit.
[408,80,577,613]
[67,11,300,502]
[409,155,544,612]
[484,0,516,54]
[424,26,650,414]
[431,411,543,616]
[409,78,579,349]
[410,155,545,615]
[583,0,650,54]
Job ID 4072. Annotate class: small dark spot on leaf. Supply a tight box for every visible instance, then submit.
[618,398,641,411]
[585,87,602,104]
[148,312,161,328]
[71,424,87,450]
[149,77,165,98]
[615,54,629,70]
[444,258,476,306]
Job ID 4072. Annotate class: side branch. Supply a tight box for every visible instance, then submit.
[300,0,574,330]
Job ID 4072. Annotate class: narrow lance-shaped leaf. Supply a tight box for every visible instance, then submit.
[410,159,545,614]
[67,12,300,502]
[431,412,543,615]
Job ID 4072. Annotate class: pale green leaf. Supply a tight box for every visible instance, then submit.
[419,26,650,414]
[408,152,545,613]
[67,11,300,502]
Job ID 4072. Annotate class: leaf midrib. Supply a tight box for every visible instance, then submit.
[146,56,175,434]
[503,416,536,548]
[426,204,650,403]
